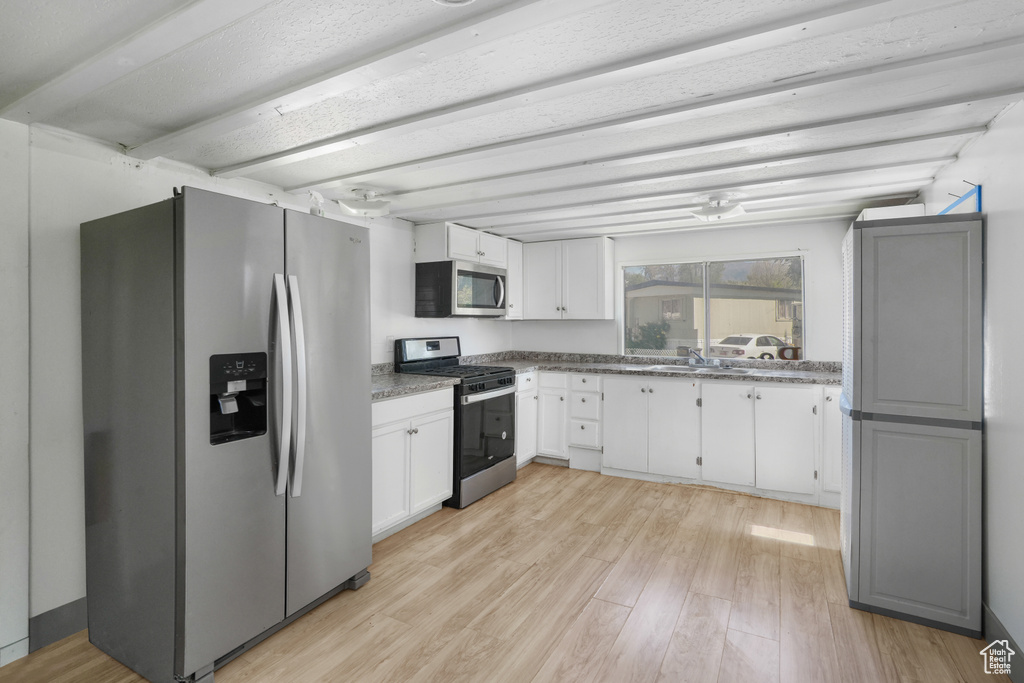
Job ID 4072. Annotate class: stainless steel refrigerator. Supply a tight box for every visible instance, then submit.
[81,187,372,683]
[840,213,983,637]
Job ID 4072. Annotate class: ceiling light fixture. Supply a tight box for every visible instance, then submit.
[688,199,746,222]
[335,189,391,217]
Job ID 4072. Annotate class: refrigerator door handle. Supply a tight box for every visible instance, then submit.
[288,275,308,497]
[274,274,293,496]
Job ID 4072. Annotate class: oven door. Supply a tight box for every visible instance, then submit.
[452,261,506,316]
[459,385,516,478]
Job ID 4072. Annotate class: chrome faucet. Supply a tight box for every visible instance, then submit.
[687,348,708,365]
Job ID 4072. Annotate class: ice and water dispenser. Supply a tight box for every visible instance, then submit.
[210,352,268,444]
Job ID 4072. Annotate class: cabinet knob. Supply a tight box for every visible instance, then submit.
[641,387,647,393]
[534,395,538,400]
[560,396,564,401]
[527,377,531,382]
[581,397,586,403]
[582,378,587,383]
[826,395,833,402]
[649,388,655,393]
[407,428,415,435]
[756,394,761,400]
[509,303,514,308]
[580,425,585,430]
[746,393,751,399]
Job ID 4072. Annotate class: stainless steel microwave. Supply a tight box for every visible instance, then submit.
[415,261,506,317]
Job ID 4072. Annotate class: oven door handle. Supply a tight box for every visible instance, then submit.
[461,385,517,405]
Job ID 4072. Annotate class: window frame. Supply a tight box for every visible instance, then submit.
[617,250,807,359]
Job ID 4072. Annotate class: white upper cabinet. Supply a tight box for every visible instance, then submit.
[522,241,562,320]
[414,222,508,268]
[522,237,614,320]
[505,239,524,320]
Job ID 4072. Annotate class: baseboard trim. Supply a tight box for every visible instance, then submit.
[984,602,1022,683]
[848,599,982,639]
[0,638,29,666]
[533,455,569,467]
[29,597,87,653]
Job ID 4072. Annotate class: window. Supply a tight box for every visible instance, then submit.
[623,256,804,360]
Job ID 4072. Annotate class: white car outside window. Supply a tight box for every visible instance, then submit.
[709,334,787,359]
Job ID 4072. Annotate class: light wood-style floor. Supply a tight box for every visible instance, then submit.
[2,463,1006,683]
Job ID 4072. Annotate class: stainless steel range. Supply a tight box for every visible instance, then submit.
[394,337,516,508]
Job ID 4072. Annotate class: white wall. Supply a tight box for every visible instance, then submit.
[19,126,511,623]
[511,220,848,360]
[368,218,510,363]
[0,120,30,660]
[920,100,1024,648]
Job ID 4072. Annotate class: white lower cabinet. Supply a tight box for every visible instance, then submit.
[821,386,842,493]
[753,385,818,494]
[603,377,700,478]
[537,373,568,458]
[371,388,454,536]
[648,380,701,478]
[515,372,538,466]
[700,383,756,486]
[568,374,602,450]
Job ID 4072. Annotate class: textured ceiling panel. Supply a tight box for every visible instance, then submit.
[40,0,511,143]
[160,0,1024,174]
[245,53,1024,191]
[4,0,1023,232]
[0,0,194,107]
[323,100,1007,192]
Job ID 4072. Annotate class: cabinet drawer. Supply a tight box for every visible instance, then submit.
[372,388,453,426]
[516,371,537,391]
[539,372,568,389]
[569,420,601,449]
[570,374,600,391]
[570,392,600,420]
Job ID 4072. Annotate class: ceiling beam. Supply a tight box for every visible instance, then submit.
[289,84,1024,196]
[427,159,948,223]
[127,0,601,160]
[498,196,904,238]
[513,212,869,241]
[0,0,274,122]
[390,131,979,213]
[317,111,989,197]
[212,0,958,178]
[484,185,927,232]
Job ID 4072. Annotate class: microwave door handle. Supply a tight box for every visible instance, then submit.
[495,274,505,308]
[273,274,292,497]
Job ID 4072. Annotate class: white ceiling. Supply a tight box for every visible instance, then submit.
[3,0,1023,239]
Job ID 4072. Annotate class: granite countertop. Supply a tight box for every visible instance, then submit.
[371,353,841,400]
[371,373,459,401]
[494,360,840,385]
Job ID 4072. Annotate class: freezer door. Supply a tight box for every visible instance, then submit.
[180,189,286,676]
[284,210,372,616]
